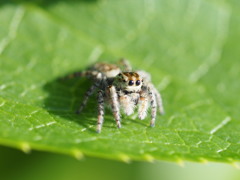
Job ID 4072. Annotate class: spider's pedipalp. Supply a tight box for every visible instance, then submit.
[108,85,121,128]
[97,90,105,133]
[119,92,135,116]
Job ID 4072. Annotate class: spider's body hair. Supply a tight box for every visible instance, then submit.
[91,63,121,78]
[118,90,140,116]
[64,59,164,133]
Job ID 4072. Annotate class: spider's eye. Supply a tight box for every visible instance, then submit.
[128,80,134,86]
[136,80,141,86]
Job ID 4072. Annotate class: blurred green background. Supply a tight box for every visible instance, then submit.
[1,145,240,180]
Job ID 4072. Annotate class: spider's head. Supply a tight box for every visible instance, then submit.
[114,72,143,93]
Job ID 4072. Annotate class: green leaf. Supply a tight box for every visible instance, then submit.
[0,0,240,163]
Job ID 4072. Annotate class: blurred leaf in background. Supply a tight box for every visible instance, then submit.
[0,0,240,178]
[1,146,240,180]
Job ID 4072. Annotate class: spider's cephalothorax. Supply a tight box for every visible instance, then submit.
[114,72,143,93]
[64,59,164,133]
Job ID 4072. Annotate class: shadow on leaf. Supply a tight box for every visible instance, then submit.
[43,75,127,133]
[43,76,99,133]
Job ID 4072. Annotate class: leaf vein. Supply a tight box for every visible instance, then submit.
[0,6,25,55]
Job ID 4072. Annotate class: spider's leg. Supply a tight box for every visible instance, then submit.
[108,85,121,128]
[76,82,98,114]
[60,71,88,80]
[97,90,105,133]
[118,58,132,72]
[136,70,152,82]
[148,87,157,127]
[138,88,149,120]
[76,72,104,114]
[61,69,102,81]
[152,87,164,115]
[137,70,164,115]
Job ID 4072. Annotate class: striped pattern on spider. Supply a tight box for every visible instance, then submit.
[64,59,164,133]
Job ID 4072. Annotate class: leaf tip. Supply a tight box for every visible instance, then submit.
[19,142,31,154]
[176,158,185,167]
[71,149,84,160]
[230,162,240,169]
[118,153,131,163]
[198,157,209,164]
[143,154,155,163]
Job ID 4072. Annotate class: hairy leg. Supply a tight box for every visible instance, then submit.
[148,87,157,127]
[152,87,164,115]
[60,71,88,80]
[60,70,104,81]
[76,83,98,114]
[137,70,164,115]
[76,73,103,114]
[138,88,149,120]
[118,58,132,72]
[96,90,105,133]
[136,70,152,82]
[108,85,121,128]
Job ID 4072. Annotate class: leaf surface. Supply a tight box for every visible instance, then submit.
[0,0,239,163]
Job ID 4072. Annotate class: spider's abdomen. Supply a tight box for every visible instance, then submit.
[91,63,121,78]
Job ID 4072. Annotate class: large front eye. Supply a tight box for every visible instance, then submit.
[128,80,134,86]
[136,80,141,86]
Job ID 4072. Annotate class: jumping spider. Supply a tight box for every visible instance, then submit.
[64,59,164,133]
